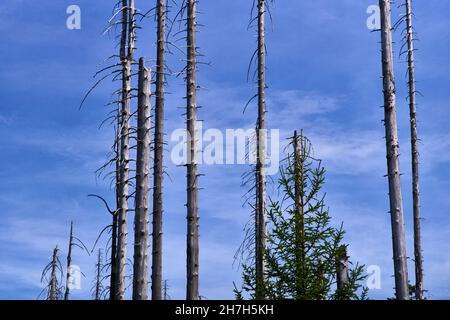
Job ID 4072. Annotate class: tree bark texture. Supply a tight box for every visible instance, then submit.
[255,0,267,300]
[186,0,200,301]
[116,0,134,300]
[64,221,73,300]
[132,57,151,300]
[95,250,102,300]
[336,246,349,292]
[49,246,58,301]
[151,0,167,301]
[379,0,409,300]
[405,0,424,301]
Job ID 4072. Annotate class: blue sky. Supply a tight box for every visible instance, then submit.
[0,0,449,300]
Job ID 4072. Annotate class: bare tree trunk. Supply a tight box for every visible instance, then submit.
[110,99,121,300]
[64,221,73,300]
[255,0,267,300]
[336,246,349,296]
[49,246,58,301]
[95,250,102,300]
[379,0,409,300]
[109,204,118,300]
[163,280,168,300]
[151,0,166,301]
[133,58,151,300]
[116,0,135,300]
[405,0,424,301]
[186,0,199,301]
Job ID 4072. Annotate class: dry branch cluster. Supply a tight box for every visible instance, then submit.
[80,0,202,300]
[39,0,424,301]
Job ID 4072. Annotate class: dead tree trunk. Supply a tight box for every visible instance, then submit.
[255,0,267,300]
[132,58,151,300]
[110,98,121,300]
[336,246,350,297]
[95,250,102,300]
[186,0,200,301]
[49,246,58,301]
[64,221,74,300]
[379,0,409,300]
[116,0,135,300]
[163,280,168,300]
[109,197,118,301]
[151,0,167,301]
[405,0,424,300]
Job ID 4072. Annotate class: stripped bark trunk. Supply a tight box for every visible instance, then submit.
[95,250,102,300]
[379,0,409,300]
[109,216,118,298]
[336,246,349,294]
[151,0,166,301]
[132,58,151,300]
[255,0,267,300]
[64,221,73,300]
[163,280,168,300]
[110,96,121,300]
[116,0,134,300]
[186,0,199,301]
[293,131,305,299]
[405,0,424,300]
[49,246,58,301]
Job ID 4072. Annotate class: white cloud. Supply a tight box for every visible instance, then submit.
[269,90,341,116]
[311,130,385,175]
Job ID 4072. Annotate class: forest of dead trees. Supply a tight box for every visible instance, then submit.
[39,0,425,300]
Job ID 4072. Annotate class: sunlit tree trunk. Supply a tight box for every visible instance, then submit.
[255,0,267,300]
[405,0,424,300]
[379,0,409,300]
[49,246,58,301]
[151,0,166,301]
[336,246,349,296]
[186,0,200,301]
[116,0,135,300]
[64,221,73,300]
[132,58,151,300]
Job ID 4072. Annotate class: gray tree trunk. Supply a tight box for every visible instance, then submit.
[336,246,349,292]
[116,0,135,300]
[109,216,118,299]
[110,96,121,300]
[95,250,102,300]
[49,246,58,301]
[255,0,267,300]
[64,221,73,300]
[132,58,151,300]
[379,0,409,300]
[151,0,166,301]
[163,280,168,300]
[405,0,424,301]
[186,0,200,301]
